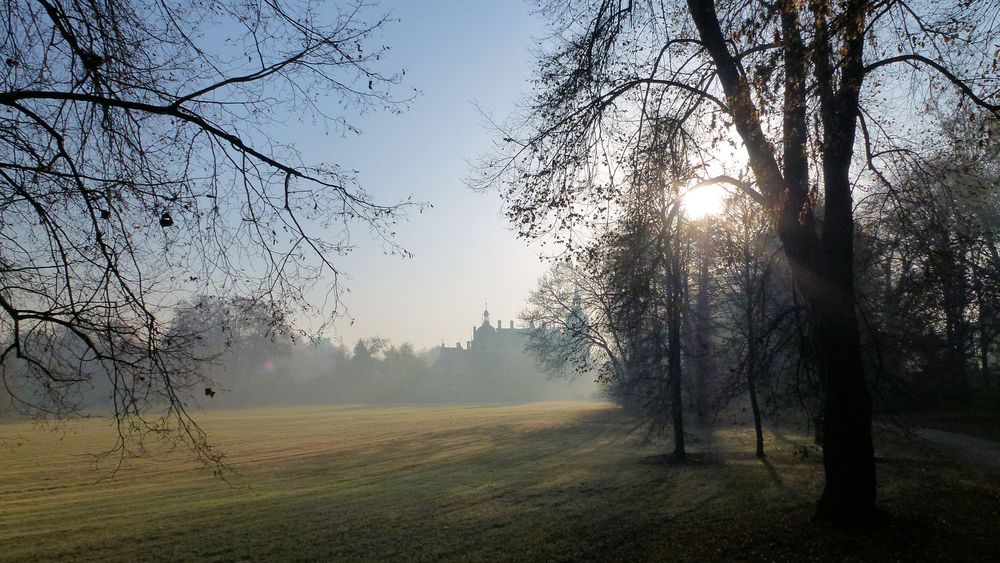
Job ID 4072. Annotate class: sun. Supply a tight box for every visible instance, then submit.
[681,185,728,219]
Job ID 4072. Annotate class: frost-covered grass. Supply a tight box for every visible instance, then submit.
[1,402,997,561]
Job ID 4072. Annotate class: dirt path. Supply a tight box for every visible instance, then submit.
[916,428,1000,471]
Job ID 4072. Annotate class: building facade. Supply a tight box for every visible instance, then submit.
[433,307,549,401]
[437,307,537,372]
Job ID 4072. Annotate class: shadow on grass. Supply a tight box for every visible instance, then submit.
[22,405,998,562]
[760,457,814,502]
[282,411,825,561]
[244,410,1000,561]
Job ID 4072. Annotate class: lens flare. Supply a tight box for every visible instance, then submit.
[682,186,727,219]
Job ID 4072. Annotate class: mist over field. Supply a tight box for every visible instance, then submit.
[3,0,1000,561]
[0,299,596,413]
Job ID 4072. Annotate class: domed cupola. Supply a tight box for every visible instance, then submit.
[478,303,496,335]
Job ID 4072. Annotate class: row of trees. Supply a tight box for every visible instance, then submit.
[483,0,1000,522]
[2,294,588,412]
[520,107,1000,503]
[858,116,1000,403]
[522,186,808,460]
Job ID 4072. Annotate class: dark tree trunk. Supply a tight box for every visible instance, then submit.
[747,365,765,459]
[981,314,992,389]
[811,2,878,510]
[942,249,971,399]
[668,243,686,461]
[694,223,712,420]
[669,369,686,460]
[811,91,879,526]
[810,276,877,522]
[688,0,878,523]
[746,267,765,459]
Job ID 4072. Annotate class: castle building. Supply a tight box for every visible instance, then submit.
[437,306,536,367]
[433,306,545,399]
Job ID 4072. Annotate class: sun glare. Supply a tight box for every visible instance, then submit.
[682,185,728,219]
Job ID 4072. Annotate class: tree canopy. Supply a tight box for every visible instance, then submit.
[480,0,1000,522]
[0,0,416,464]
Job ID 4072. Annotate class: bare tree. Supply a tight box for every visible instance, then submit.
[165,295,296,408]
[522,261,622,381]
[519,117,698,459]
[0,0,416,465]
[713,191,805,458]
[857,111,1000,402]
[478,0,1000,522]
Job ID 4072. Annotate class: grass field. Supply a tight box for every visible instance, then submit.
[1,402,999,561]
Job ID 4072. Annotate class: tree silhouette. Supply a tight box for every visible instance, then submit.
[0,0,416,465]
[479,0,1000,522]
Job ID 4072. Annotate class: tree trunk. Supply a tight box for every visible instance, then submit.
[694,223,712,420]
[811,281,877,522]
[687,0,877,522]
[669,229,686,461]
[808,0,878,523]
[807,124,879,523]
[746,269,764,459]
[748,367,765,459]
[941,245,971,399]
[981,315,992,389]
[669,325,686,460]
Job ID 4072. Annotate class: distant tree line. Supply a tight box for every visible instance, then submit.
[1,294,590,413]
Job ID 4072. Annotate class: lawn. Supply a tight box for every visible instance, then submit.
[1,402,998,561]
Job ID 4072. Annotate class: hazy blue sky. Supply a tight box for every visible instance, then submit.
[296,1,548,349]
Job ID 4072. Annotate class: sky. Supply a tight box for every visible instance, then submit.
[293,1,549,350]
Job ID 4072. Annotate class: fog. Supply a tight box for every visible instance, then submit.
[188,326,597,410]
[0,296,596,416]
